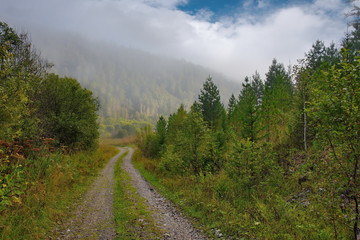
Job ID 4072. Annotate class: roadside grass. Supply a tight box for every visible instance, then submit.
[114,149,162,240]
[132,147,349,239]
[132,149,290,239]
[131,149,218,238]
[132,149,269,239]
[0,145,118,240]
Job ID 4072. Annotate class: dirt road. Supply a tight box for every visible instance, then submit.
[52,148,125,239]
[52,147,206,239]
[121,147,207,240]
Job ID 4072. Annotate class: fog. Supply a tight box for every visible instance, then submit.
[27,29,239,119]
[0,0,350,81]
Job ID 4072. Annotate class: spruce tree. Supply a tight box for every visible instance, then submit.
[235,77,259,141]
[198,76,225,130]
[260,59,293,144]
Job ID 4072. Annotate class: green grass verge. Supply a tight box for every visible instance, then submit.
[132,149,300,239]
[114,149,162,240]
[0,145,119,240]
[131,149,217,238]
[132,147,352,239]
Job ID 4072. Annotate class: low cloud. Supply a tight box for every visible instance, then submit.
[0,0,349,81]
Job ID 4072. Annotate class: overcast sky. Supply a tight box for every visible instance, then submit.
[0,0,354,81]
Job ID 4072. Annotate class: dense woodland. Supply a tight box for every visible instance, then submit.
[0,22,99,214]
[0,22,99,149]
[137,8,360,239]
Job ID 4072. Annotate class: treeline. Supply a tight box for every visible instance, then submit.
[138,17,360,239]
[0,22,99,150]
[99,118,150,138]
[0,22,99,212]
[31,30,240,121]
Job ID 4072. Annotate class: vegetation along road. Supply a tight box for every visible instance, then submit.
[52,147,206,239]
[52,149,126,239]
[121,147,207,240]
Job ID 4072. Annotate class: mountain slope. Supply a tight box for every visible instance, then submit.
[32,31,241,120]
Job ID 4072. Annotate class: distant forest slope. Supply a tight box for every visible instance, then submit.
[32,31,240,121]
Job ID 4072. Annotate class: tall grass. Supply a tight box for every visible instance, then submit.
[0,145,118,240]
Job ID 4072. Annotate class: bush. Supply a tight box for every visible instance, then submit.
[225,140,283,199]
[36,74,99,150]
[159,145,187,175]
[0,145,116,239]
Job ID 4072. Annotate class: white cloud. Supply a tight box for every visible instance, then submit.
[0,0,348,82]
[194,8,214,21]
[141,0,188,8]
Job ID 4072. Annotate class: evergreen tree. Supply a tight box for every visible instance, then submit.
[227,93,238,133]
[251,71,264,106]
[191,100,202,114]
[343,1,360,59]
[227,94,237,117]
[198,77,226,130]
[183,106,211,174]
[156,116,167,146]
[239,76,262,141]
[260,59,293,144]
[166,104,187,146]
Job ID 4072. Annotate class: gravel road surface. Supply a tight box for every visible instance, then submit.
[51,148,125,239]
[122,147,207,240]
[51,147,207,239]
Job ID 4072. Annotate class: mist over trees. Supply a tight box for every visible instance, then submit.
[31,31,240,121]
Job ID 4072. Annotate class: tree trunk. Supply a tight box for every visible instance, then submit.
[303,96,307,152]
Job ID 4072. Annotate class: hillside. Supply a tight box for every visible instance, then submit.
[32,31,240,121]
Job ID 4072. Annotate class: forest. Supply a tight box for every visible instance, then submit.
[31,31,240,121]
[137,11,360,239]
[0,2,359,238]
